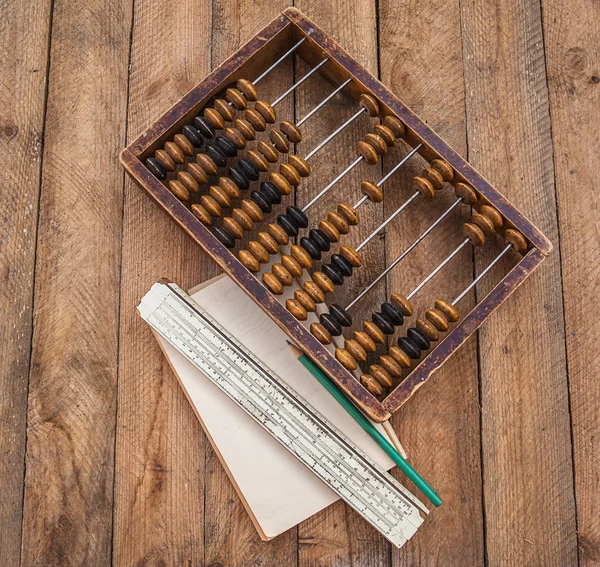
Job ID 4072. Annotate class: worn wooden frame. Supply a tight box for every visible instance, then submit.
[120,8,552,422]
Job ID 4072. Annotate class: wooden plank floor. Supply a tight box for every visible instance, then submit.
[1,0,598,565]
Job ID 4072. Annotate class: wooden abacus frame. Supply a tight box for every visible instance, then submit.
[120,8,552,423]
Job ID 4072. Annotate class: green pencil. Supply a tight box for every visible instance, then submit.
[287,341,442,508]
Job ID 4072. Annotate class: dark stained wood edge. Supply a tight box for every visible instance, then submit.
[382,248,546,412]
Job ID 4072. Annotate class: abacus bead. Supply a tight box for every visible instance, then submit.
[214,98,234,121]
[204,107,224,129]
[370,365,393,388]
[286,298,307,321]
[226,87,247,110]
[422,166,445,190]
[272,263,293,286]
[269,172,292,196]
[372,312,394,335]
[294,289,316,312]
[187,162,209,184]
[374,123,396,146]
[260,181,282,205]
[340,245,361,267]
[281,121,302,143]
[182,124,203,147]
[224,127,246,149]
[238,158,260,181]
[356,140,379,164]
[232,207,253,231]
[280,163,301,186]
[417,318,439,342]
[281,254,302,277]
[329,303,352,327]
[257,232,279,254]
[480,204,503,228]
[319,220,340,243]
[206,144,227,167]
[364,321,385,344]
[331,254,353,277]
[398,337,421,359]
[286,206,308,229]
[389,346,411,369]
[267,223,289,246]
[241,199,263,222]
[379,303,402,326]
[277,214,298,237]
[300,236,321,260]
[462,222,486,246]
[214,135,237,157]
[322,263,344,286]
[310,322,332,345]
[197,153,218,176]
[312,272,335,294]
[191,204,212,225]
[229,167,249,191]
[251,190,271,213]
[255,100,276,123]
[175,133,195,156]
[413,176,435,198]
[194,116,216,138]
[165,141,185,164]
[239,249,260,272]
[336,348,357,371]
[337,203,359,225]
[235,118,255,141]
[169,180,190,201]
[454,181,478,204]
[391,293,413,316]
[432,158,454,181]
[354,330,376,353]
[237,78,257,102]
[270,129,290,153]
[379,355,403,378]
[472,212,496,236]
[309,229,330,252]
[504,228,528,253]
[361,374,383,396]
[426,308,449,332]
[219,176,241,199]
[200,194,221,217]
[263,272,284,295]
[304,281,325,304]
[177,171,200,193]
[288,155,310,177]
[320,313,342,337]
[328,211,349,234]
[245,109,266,132]
[382,115,406,138]
[291,245,313,269]
[213,226,235,248]
[247,150,269,172]
[248,241,270,263]
[155,149,175,171]
[408,327,430,350]
[145,157,166,180]
[361,180,383,202]
[223,217,243,240]
[365,133,387,155]
[345,339,367,362]
[434,299,459,322]
[359,93,379,116]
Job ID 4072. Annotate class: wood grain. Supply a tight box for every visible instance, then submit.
[378,0,485,564]
[112,0,212,564]
[542,0,600,563]
[461,0,578,563]
[0,1,52,563]
[18,0,132,564]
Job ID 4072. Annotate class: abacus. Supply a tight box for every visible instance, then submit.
[121,8,552,423]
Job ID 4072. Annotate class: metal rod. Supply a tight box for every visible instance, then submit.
[297,78,352,127]
[271,58,329,107]
[346,198,463,311]
[253,37,307,85]
[452,243,512,306]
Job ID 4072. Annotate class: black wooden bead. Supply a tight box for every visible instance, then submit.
[382,302,404,326]
[260,181,282,205]
[277,214,298,237]
[300,237,321,260]
[372,312,395,335]
[229,167,249,191]
[407,327,431,350]
[322,263,344,286]
[329,303,352,327]
[309,229,330,252]
[182,124,204,147]
[213,226,236,249]
[251,190,271,213]
[286,205,308,229]
[214,135,237,157]
[398,337,421,359]
[194,116,215,139]
[331,254,353,277]
[238,158,260,181]
[145,157,166,180]
[206,144,227,167]
[319,313,342,337]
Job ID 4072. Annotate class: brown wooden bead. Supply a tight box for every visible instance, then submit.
[328,211,349,234]
[269,172,292,196]
[417,318,440,342]
[345,339,367,362]
[286,298,307,321]
[168,180,190,201]
[480,204,503,228]
[291,245,312,269]
[177,171,199,193]
[472,212,496,236]
[435,299,459,322]
[462,222,486,246]
[234,118,255,140]
[279,162,301,186]
[312,272,335,294]
[504,228,528,253]
[294,289,316,312]
[353,330,376,353]
[391,293,413,316]
[238,249,260,272]
[270,129,290,153]
[337,203,359,225]
[196,153,218,176]
[204,107,224,129]
[264,223,286,247]
[247,149,269,172]
[241,199,263,222]
[422,166,445,190]
[369,365,393,388]
[310,322,331,345]
[389,346,411,369]
[257,232,279,254]
[222,217,243,240]
[224,127,246,149]
[361,374,383,396]
[365,133,387,155]
[155,149,175,171]
[339,245,361,267]
[303,281,325,304]
[382,115,406,138]
[200,194,221,217]
[363,321,385,344]
[413,176,435,198]
[374,123,395,146]
[255,100,276,123]
[237,79,257,102]
[288,154,310,177]
[426,308,449,332]
[257,140,279,162]
[432,158,454,181]
[361,180,383,203]
[248,241,270,263]
[356,140,379,165]
[165,141,185,164]
[174,133,194,156]
[379,355,403,378]
[219,176,241,199]
[226,88,247,110]
[245,108,266,132]
[232,207,253,231]
[336,348,357,371]
[263,272,284,295]
[281,121,302,143]
[359,93,379,117]
[191,203,211,225]
[214,98,234,121]
[187,162,209,184]
[272,263,293,286]
[281,254,303,277]
[318,220,340,243]
[454,181,478,204]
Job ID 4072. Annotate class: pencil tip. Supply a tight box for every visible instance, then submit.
[286,341,302,356]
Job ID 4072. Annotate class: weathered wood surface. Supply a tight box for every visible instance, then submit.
[1,1,597,566]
